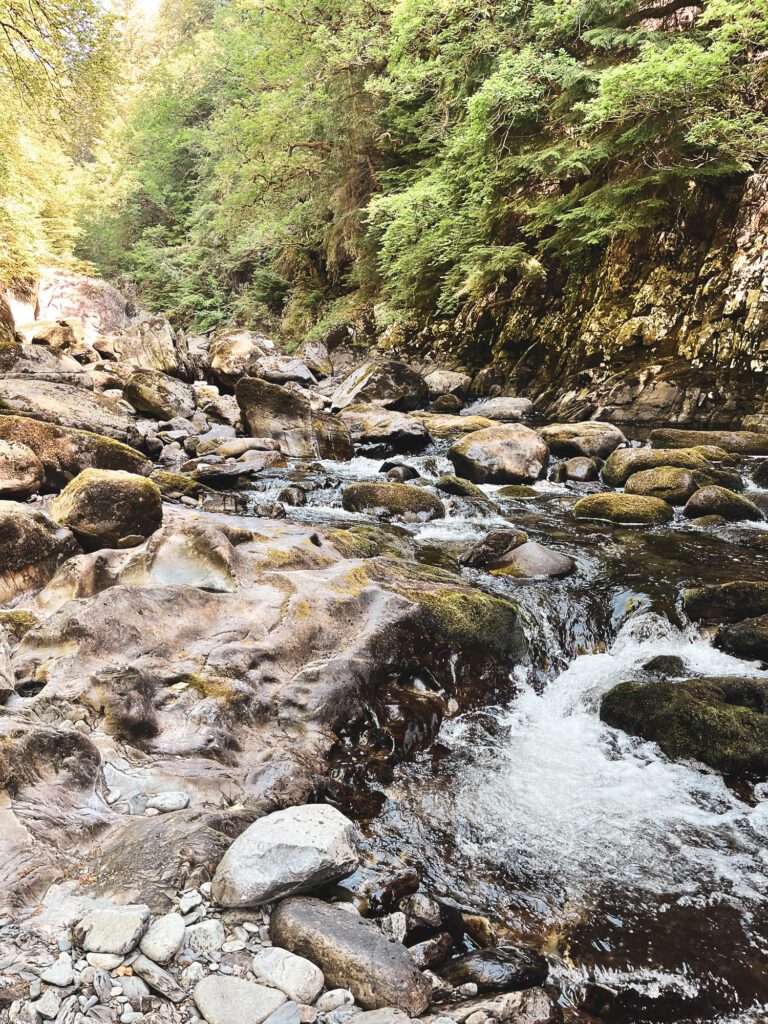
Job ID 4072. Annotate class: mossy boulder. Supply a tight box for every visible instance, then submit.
[682,581,768,624]
[550,456,600,483]
[340,408,431,456]
[624,466,699,505]
[236,377,352,460]
[150,470,216,499]
[601,447,729,487]
[123,368,195,420]
[0,501,79,603]
[572,493,674,526]
[0,380,141,447]
[716,615,768,663]
[331,359,428,412]
[495,484,540,499]
[448,424,549,484]
[50,469,163,550]
[0,440,45,498]
[0,296,21,370]
[539,421,626,458]
[683,486,763,522]
[341,482,444,520]
[434,475,497,511]
[649,428,768,456]
[600,677,768,776]
[0,609,41,646]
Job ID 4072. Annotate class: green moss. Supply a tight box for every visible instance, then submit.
[496,485,539,499]
[682,581,768,624]
[325,525,412,560]
[602,447,725,487]
[0,609,40,645]
[150,470,215,498]
[185,670,241,704]
[341,482,445,519]
[573,492,674,525]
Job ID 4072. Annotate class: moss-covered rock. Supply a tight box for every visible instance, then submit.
[50,469,163,550]
[0,501,79,603]
[123,368,195,420]
[341,482,444,520]
[0,440,44,498]
[715,615,768,663]
[600,677,768,776]
[434,475,497,511]
[683,485,763,522]
[601,446,729,487]
[682,581,768,624]
[649,429,768,456]
[448,424,549,484]
[572,492,674,526]
[0,609,41,646]
[495,484,540,499]
[539,421,626,458]
[324,525,413,561]
[150,470,216,499]
[624,466,699,505]
[0,380,141,447]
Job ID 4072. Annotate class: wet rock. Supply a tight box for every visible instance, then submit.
[0,500,78,602]
[434,475,489,503]
[194,976,287,1024]
[683,581,768,624]
[715,616,768,663]
[550,456,600,483]
[649,428,768,456]
[212,804,359,907]
[270,896,431,1015]
[0,439,44,498]
[331,360,428,412]
[139,913,185,964]
[302,340,333,380]
[279,485,308,506]
[496,484,540,499]
[342,482,445,521]
[440,988,556,1024]
[600,677,768,776]
[236,377,352,460]
[448,425,549,484]
[439,946,549,992]
[399,894,442,930]
[252,947,324,1004]
[408,932,453,969]
[431,394,463,414]
[464,398,534,422]
[0,380,141,446]
[683,486,763,522]
[601,446,731,487]
[488,541,575,579]
[625,467,699,505]
[751,461,768,488]
[124,369,195,420]
[538,421,626,458]
[73,905,151,954]
[340,408,431,455]
[642,655,687,677]
[210,330,274,387]
[50,469,163,550]
[572,493,674,526]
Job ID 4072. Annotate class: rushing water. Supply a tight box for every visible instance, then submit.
[248,438,768,1024]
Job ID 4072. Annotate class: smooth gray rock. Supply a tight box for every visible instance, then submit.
[193,976,286,1024]
[73,905,150,954]
[185,919,225,955]
[252,947,324,1004]
[464,397,533,422]
[40,953,74,987]
[139,912,185,964]
[263,1004,301,1024]
[131,953,186,1002]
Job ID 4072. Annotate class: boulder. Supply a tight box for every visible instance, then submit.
[212,804,359,907]
[108,318,192,377]
[601,447,729,487]
[624,467,699,505]
[448,425,549,484]
[649,428,768,456]
[572,493,674,526]
[252,947,324,1004]
[73,904,150,954]
[36,270,131,340]
[331,360,428,412]
[683,486,763,522]
[340,408,431,455]
[124,369,195,420]
[0,294,16,345]
[439,946,549,993]
[0,501,78,603]
[423,369,471,399]
[716,615,768,663]
[50,469,163,550]
[538,422,626,458]
[301,340,333,379]
[254,355,317,387]
[209,330,274,387]
[186,920,226,955]
[751,461,768,488]
[550,456,600,483]
[270,897,431,1015]
[600,677,768,776]
[682,581,768,624]
[0,380,141,446]
[0,439,44,498]
[431,393,463,414]
[463,397,534,422]
[488,541,575,579]
[194,976,286,1024]
[341,483,445,521]
[236,377,352,460]
[459,528,528,569]
[418,413,495,439]
[0,415,150,489]
[434,475,497,510]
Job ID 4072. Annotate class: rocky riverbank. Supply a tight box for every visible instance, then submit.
[1,271,768,1024]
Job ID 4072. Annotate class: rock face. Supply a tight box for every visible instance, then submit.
[572,493,674,526]
[600,677,768,776]
[465,397,534,422]
[0,501,78,603]
[624,467,699,505]
[488,541,575,579]
[448,425,549,483]
[109,318,192,377]
[193,976,286,1024]
[212,804,359,907]
[0,380,141,446]
[424,369,471,399]
[124,369,195,420]
[0,439,45,498]
[341,482,445,520]
[683,485,763,522]
[270,897,431,1015]
[439,946,549,993]
[649,428,768,456]
[236,377,352,459]
[538,422,627,458]
[36,270,131,340]
[254,354,317,386]
[49,469,163,549]
[331,360,428,412]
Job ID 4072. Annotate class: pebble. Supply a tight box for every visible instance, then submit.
[32,988,62,1019]
[186,920,225,956]
[459,983,479,997]
[221,940,245,953]
[315,989,354,1013]
[74,905,150,955]
[146,792,189,813]
[179,892,202,914]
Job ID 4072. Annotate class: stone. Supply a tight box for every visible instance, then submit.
[86,953,124,970]
[601,446,732,487]
[252,947,324,1004]
[538,422,626,458]
[254,355,317,387]
[624,467,699,505]
[386,465,420,483]
[446,988,555,1023]
[649,428,768,455]
[331,360,428,412]
[131,953,186,1002]
[209,330,274,386]
[683,486,763,522]
[407,932,453,970]
[487,541,575,579]
[194,976,286,1024]
[464,397,534,422]
[431,393,463,413]
[39,954,74,987]
[31,989,61,1020]
[715,615,768,663]
[0,440,44,498]
[433,475,492,504]
[236,378,352,460]
[264,1005,302,1024]
[124,369,195,420]
[186,920,225,955]
[572,493,674,526]
[146,792,189,813]
[551,456,600,482]
[423,369,471,399]
[448,425,549,484]
[270,897,431,1015]
[301,340,333,379]
[600,677,768,776]
[682,581,768,624]
[439,947,549,993]
[0,380,141,446]
[354,1012,411,1024]
[50,469,163,550]
[315,990,355,1013]
[212,804,359,907]
[340,408,432,456]
[458,529,528,569]
[0,500,79,603]
[73,905,151,954]
[341,483,445,521]
[108,317,192,377]
[139,913,186,964]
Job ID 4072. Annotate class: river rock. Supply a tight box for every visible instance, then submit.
[0,439,44,498]
[340,408,432,455]
[264,1005,302,1024]
[194,976,287,1024]
[316,990,355,1013]
[139,912,185,964]
[387,465,420,483]
[0,500,78,603]
[73,904,151,954]
[434,475,491,503]
[342,482,444,520]
[331,360,428,412]
[448,425,549,484]
[439,946,549,992]
[464,397,534,422]
[40,953,74,987]
[441,988,555,1024]
[601,446,729,487]
[132,952,186,1001]
[254,355,317,387]
[551,456,600,482]
[624,467,699,505]
[108,317,192,377]
[424,369,471,399]
[212,804,359,907]
[252,947,324,1004]
[572,493,674,526]
[538,421,626,458]
[432,393,463,413]
[649,428,768,455]
[209,329,274,386]
[49,469,163,549]
[186,919,225,954]
[488,541,575,579]
[270,897,431,1015]
[124,369,195,420]
[302,340,332,379]
[751,461,768,488]
[682,581,768,624]
[716,615,768,662]
[683,486,763,521]
[419,413,495,439]
[600,677,768,776]
[0,380,141,446]
[236,377,352,460]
